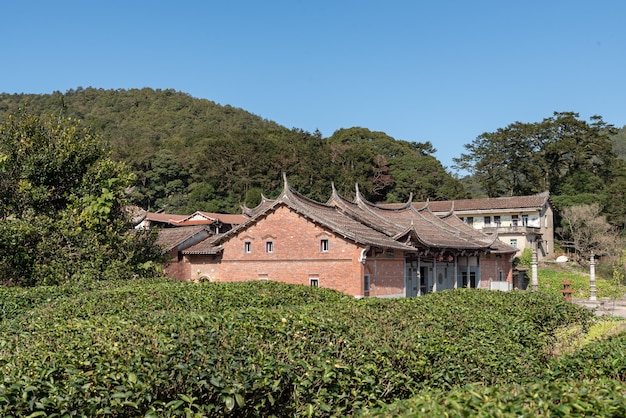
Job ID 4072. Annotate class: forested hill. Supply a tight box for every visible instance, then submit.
[0,88,466,213]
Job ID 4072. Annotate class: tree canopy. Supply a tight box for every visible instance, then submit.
[453,112,626,226]
[0,110,161,286]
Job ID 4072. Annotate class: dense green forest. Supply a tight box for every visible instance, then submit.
[2,88,625,227]
[0,88,466,214]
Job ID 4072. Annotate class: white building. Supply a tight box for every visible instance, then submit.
[413,192,555,261]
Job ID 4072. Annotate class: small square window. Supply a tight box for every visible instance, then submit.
[510,239,518,248]
[244,241,252,253]
[310,278,319,287]
[320,239,329,252]
[266,241,274,253]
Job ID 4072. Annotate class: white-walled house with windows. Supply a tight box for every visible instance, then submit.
[411,192,555,261]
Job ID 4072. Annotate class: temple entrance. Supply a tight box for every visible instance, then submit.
[420,266,429,294]
[461,271,477,288]
[405,256,432,296]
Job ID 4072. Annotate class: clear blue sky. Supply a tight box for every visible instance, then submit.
[2,1,625,173]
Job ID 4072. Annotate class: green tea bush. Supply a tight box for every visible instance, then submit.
[360,378,626,417]
[547,333,626,381]
[0,285,79,322]
[0,281,598,417]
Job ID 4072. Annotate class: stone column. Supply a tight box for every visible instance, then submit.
[531,248,538,291]
[589,252,597,301]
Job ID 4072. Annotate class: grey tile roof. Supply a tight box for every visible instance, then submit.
[184,176,516,255]
[155,225,210,252]
[417,192,551,213]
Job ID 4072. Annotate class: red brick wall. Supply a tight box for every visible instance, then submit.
[480,255,513,289]
[181,204,515,297]
[365,251,405,297]
[163,249,191,281]
[187,254,221,282]
[189,206,367,296]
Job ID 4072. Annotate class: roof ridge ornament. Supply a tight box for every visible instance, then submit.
[355,183,362,204]
[280,172,295,201]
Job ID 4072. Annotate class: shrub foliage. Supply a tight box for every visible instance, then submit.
[0,110,161,286]
[2,279,615,417]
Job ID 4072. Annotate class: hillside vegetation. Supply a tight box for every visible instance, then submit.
[2,279,625,417]
[0,88,466,213]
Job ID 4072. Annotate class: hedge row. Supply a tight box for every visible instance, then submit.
[367,330,626,416]
[0,280,597,416]
[361,377,626,417]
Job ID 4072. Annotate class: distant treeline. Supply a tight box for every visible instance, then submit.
[0,88,467,213]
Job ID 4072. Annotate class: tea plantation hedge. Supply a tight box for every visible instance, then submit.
[1,278,621,417]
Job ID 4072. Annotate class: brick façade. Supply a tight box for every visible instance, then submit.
[190,206,368,296]
[174,177,518,297]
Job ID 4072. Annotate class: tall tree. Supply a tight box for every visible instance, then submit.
[454,112,619,200]
[0,110,161,286]
[328,127,467,202]
[611,125,626,160]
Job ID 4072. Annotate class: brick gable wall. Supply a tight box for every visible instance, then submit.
[163,248,191,281]
[188,206,368,296]
[177,205,515,297]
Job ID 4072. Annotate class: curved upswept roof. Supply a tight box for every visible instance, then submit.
[185,175,516,255]
[326,181,512,253]
[187,174,414,254]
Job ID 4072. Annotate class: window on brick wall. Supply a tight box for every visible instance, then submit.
[320,239,329,252]
[364,274,370,293]
[266,241,274,253]
[244,241,252,253]
[310,278,319,287]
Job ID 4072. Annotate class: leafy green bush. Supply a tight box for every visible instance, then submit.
[0,281,600,417]
[360,378,626,417]
[0,111,162,286]
[547,333,626,381]
[514,247,533,268]
[367,330,626,417]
